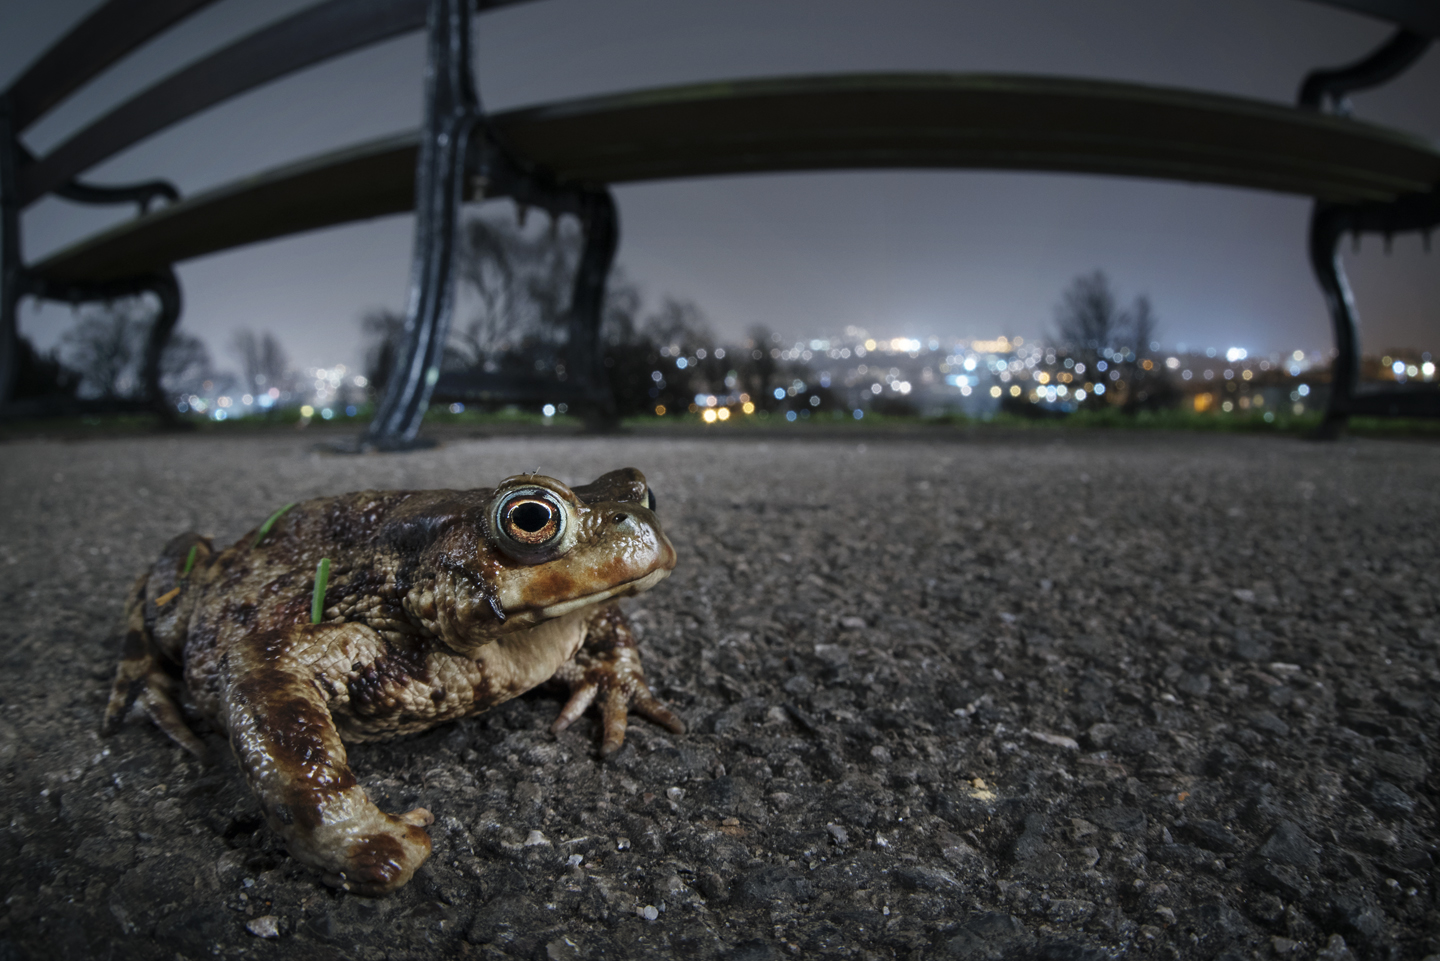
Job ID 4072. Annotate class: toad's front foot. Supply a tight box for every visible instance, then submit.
[550,604,685,757]
[307,807,434,896]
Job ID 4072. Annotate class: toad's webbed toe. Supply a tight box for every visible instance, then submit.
[550,602,685,757]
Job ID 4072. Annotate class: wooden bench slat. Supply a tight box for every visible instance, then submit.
[16,0,430,206]
[5,0,221,133]
[14,0,538,207]
[31,73,1440,285]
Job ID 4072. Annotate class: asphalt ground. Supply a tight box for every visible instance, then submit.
[0,430,1436,960]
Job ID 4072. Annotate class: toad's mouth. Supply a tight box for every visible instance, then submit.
[509,567,672,624]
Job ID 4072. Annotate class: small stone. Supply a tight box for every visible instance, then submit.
[1250,712,1291,737]
[826,823,849,845]
[1177,818,1239,852]
[1115,727,1158,755]
[1332,893,1384,943]
[1094,805,1147,836]
[1247,893,1285,924]
[1231,632,1272,662]
[1250,861,1311,901]
[245,915,280,939]
[1085,723,1119,748]
[546,937,582,961]
[1315,934,1358,961]
[1026,729,1079,750]
[1177,671,1211,697]
[1257,821,1318,869]
[839,616,867,630]
[946,912,1036,958]
[895,866,961,891]
[1046,898,1094,923]
[639,904,659,921]
[1367,781,1415,818]
[1374,751,1426,785]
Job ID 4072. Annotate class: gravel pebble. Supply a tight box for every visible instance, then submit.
[245,915,280,938]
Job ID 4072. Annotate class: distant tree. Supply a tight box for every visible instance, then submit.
[1052,271,1167,409]
[601,268,664,417]
[60,297,221,405]
[360,308,406,398]
[737,326,781,411]
[1053,271,1123,364]
[602,266,643,347]
[232,330,291,396]
[641,297,712,351]
[162,331,216,401]
[11,334,80,399]
[430,206,736,419]
[1128,295,1158,359]
[62,300,150,399]
[455,209,581,368]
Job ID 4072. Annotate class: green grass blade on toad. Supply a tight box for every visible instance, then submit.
[253,502,296,548]
[312,557,330,624]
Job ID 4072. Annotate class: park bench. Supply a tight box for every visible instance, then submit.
[2,0,1437,445]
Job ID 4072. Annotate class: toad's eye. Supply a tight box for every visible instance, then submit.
[500,495,562,546]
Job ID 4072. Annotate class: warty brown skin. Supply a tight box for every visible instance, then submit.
[102,468,683,895]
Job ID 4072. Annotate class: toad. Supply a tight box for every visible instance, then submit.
[102,468,683,894]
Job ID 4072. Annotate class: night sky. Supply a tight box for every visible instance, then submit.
[5,0,1439,373]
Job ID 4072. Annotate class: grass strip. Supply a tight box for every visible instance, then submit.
[253,503,296,548]
[154,587,181,607]
[182,545,198,576]
[311,558,330,624]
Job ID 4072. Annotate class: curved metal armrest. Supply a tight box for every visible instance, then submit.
[52,177,179,214]
[1298,28,1431,112]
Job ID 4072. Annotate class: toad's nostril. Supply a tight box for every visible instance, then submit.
[613,513,629,524]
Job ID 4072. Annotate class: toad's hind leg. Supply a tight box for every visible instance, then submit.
[102,564,209,759]
[225,623,432,895]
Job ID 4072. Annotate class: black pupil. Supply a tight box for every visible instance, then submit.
[511,501,552,533]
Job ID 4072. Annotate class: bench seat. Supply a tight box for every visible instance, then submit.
[33,72,1440,286]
